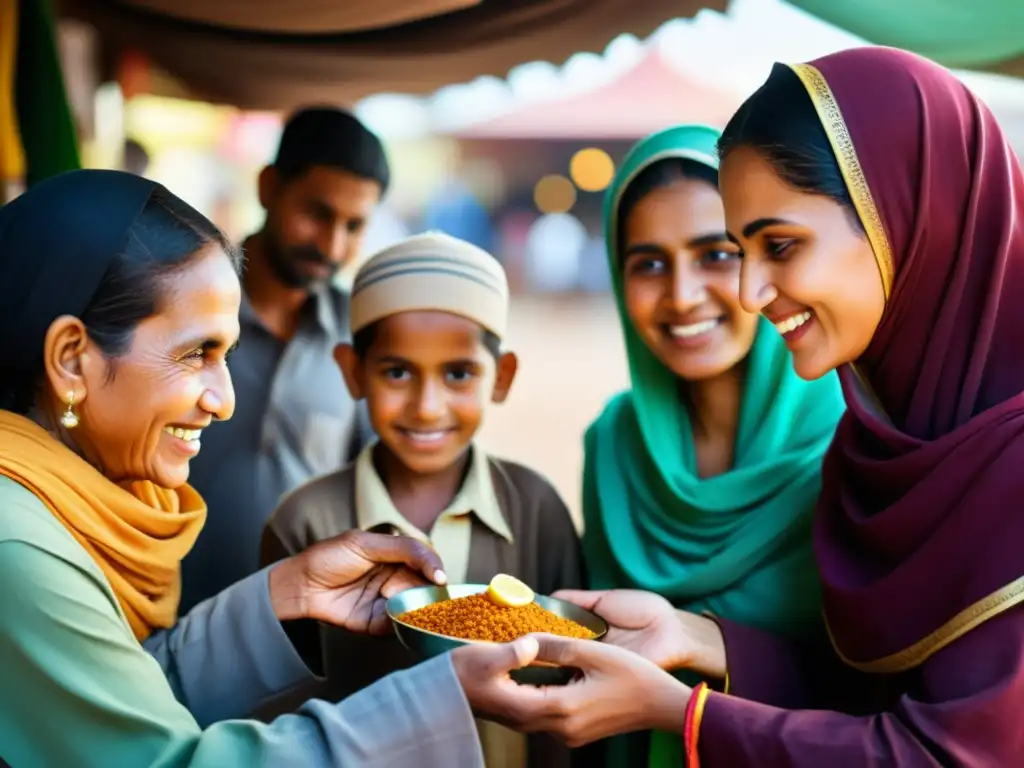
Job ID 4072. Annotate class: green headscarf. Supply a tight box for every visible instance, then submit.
[581,125,845,767]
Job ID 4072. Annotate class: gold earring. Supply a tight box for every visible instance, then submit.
[60,391,80,429]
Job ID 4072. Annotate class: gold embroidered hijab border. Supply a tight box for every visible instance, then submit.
[787,63,895,301]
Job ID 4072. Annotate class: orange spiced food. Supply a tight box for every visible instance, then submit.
[397,593,596,643]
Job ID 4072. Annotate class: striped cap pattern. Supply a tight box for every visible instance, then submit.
[350,231,509,339]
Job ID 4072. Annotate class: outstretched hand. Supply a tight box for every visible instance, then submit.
[269,530,447,634]
[552,589,726,678]
[451,633,691,747]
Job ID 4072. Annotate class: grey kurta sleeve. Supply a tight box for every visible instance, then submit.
[144,566,315,726]
[0,540,484,768]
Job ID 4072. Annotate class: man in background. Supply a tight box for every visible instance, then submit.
[181,107,387,612]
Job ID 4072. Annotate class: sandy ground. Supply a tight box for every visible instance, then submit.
[476,294,629,529]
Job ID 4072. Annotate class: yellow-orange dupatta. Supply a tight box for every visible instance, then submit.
[0,411,207,641]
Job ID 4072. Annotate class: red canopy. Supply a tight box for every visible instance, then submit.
[454,48,740,140]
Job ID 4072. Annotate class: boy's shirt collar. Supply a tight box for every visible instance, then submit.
[354,441,513,545]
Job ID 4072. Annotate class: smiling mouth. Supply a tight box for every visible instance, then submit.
[398,428,456,444]
[772,310,813,336]
[164,426,202,443]
[667,318,721,339]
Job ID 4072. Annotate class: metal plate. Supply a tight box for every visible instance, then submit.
[386,583,608,686]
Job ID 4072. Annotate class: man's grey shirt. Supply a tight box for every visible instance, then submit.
[181,285,373,612]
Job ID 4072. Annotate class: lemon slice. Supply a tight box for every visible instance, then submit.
[486,574,534,608]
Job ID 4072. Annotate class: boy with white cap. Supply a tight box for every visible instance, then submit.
[261,232,582,767]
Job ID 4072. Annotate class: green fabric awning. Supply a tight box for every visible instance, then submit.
[790,0,1024,78]
[1,0,80,196]
[16,0,82,186]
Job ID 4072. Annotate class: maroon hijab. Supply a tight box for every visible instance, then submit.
[793,47,1024,670]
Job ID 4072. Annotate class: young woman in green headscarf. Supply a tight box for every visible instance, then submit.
[576,125,844,766]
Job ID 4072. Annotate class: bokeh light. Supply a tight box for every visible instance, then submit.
[569,147,615,192]
[526,213,587,292]
[533,174,577,213]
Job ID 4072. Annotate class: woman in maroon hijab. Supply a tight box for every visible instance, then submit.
[469,46,1024,766]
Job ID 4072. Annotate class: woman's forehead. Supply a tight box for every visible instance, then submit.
[625,179,724,233]
[146,251,241,343]
[719,150,798,216]
[159,249,241,307]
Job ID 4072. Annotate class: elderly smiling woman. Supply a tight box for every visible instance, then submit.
[0,170,528,767]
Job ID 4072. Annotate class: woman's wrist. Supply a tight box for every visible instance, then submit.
[268,555,309,622]
[644,677,693,734]
[674,611,728,680]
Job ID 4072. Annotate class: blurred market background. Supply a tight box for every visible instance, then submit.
[6,0,1024,523]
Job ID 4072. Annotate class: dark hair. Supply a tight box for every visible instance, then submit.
[352,320,502,361]
[1,188,241,414]
[717,64,861,231]
[274,106,390,193]
[617,157,718,260]
[123,138,150,177]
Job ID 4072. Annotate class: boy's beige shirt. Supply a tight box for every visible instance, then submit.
[354,442,513,584]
